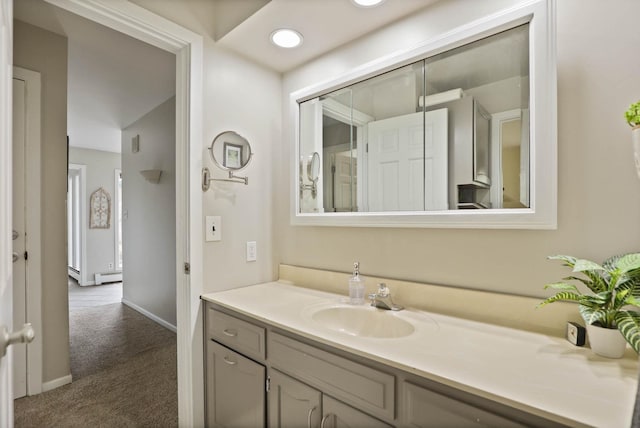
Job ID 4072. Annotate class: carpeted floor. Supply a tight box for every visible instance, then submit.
[14,303,178,427]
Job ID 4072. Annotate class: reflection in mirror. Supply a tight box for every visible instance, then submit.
[202,130,253,189]
[209,130,252,171]
[300,152,321,199]
[298,24,530,214]
[307,152,320,182]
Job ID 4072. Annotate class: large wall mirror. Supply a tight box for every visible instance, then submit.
[292,0,556,229]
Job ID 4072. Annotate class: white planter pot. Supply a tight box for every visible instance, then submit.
[632,126,640,179]
[587,324,627,358]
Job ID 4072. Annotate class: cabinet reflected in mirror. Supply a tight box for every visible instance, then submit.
[299,24,530,214]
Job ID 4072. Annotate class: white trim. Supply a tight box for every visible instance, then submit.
[41,374,72,392]
[45,1,204,424]
[290,0,557,229]
[13,66,43,396]
[67,163,87,286]
[0,0,11,424]
[114,168,122,272]
[121,299,177,333]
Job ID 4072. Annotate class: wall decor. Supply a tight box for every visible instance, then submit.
[89,187,111,229]
[223,142,242,169]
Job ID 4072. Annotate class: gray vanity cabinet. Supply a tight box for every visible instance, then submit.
[204,302,564,428]
[205,340,266,428]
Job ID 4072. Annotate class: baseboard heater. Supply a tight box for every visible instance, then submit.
[94,271,123,285]
[68,266,80,281]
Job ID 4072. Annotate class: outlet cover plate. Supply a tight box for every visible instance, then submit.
[246,241,257,262]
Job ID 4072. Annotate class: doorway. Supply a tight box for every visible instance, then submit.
[8,0,204,424]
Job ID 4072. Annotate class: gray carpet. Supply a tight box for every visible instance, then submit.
[15,303,177,427]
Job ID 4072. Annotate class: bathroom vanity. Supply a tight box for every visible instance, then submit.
[202,280,638,428]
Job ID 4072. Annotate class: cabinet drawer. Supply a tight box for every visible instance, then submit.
[402,381,525,428]
[207,306,266,361]
[268,332,395,421]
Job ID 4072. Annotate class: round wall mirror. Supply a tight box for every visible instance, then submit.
[209,131,252,171]
[307,152,320,182]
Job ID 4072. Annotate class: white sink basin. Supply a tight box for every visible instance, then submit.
[310,305,415,338]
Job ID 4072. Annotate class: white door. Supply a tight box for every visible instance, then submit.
[332,151,356,212]
[0,0,14,425]
[367,109,448,211]
[11,77,26,399]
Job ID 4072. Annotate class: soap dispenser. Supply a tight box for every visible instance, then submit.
[349,262,365,305]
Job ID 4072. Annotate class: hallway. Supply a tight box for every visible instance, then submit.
[68,278,122,311]
[14,282,177,426]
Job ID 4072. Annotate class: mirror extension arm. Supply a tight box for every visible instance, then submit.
[202,167,248,191]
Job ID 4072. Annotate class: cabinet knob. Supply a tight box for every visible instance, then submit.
[307,406,316,428]
[222,328,237,337]
[320,413,335,428]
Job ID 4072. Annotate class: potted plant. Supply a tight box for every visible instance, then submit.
[625,100,640,179]
[538,253,640,358]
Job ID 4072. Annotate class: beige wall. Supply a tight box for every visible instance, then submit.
[278,0,640,298]
[121,97,176,326]
[14,20,69,384]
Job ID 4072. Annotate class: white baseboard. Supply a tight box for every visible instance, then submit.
[42,374,72,392]
[121,298,177,333]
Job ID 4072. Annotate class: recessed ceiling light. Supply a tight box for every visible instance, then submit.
[270,29,303,49]
[352,0,385,7]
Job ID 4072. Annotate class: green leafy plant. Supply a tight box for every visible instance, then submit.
[625,101,640,128]
[538,253,640,353]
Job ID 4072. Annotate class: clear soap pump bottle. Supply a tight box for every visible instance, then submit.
[349,262,365,305]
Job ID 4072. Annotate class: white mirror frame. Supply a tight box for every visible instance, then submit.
[290,0,556,229]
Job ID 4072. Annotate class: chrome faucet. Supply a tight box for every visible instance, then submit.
[368,283,403,311]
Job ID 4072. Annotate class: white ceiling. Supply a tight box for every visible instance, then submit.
[13,0,441,152]
[14,0,176,153]
[216,0,441,72]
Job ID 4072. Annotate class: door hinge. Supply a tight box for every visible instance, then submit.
[266,376,270,392]
[24,251,28,261]
[183,262,190,274]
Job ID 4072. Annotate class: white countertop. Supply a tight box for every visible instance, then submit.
[202,281,639,427]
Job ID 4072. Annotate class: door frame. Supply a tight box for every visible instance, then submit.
[0,0,12,423]
[113,168,122,272]
[13,66,43,396]
[46,0,205,425]
[67,163,87,285]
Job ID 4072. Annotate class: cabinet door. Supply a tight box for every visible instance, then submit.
[322,396,392,428]
[206,340,266,428]
[269,369,322,428]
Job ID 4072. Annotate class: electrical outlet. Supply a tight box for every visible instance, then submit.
[246,241,257,262]
[108,262,114,270]
[205,216,221,242]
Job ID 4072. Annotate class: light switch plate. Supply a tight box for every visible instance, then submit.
[205,216,221,242]
[246,241,257,262]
